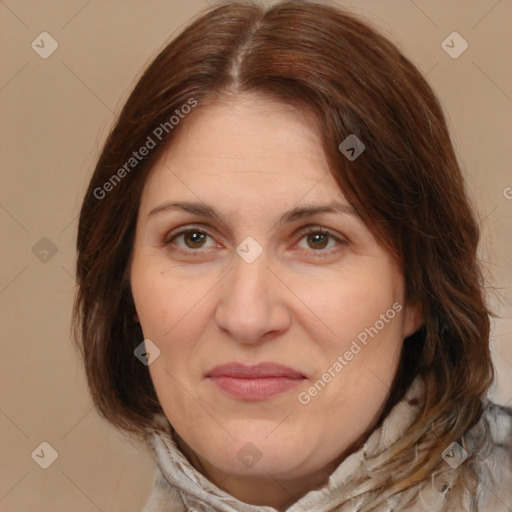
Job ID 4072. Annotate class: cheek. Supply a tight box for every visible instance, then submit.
[130,263,217,378]
[131,268,210,422]
[131,263,199,337]
[291,259,404,347]
[294,258,406,404]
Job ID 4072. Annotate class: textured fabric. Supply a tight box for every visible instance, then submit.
[142,377,512,511]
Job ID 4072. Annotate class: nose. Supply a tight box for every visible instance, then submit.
[214,249,291,345]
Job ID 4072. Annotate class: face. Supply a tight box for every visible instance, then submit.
[130,94,421,483]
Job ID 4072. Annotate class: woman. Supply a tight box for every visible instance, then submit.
[73,1,512,510]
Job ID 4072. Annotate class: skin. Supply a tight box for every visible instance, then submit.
[130,93,422,510]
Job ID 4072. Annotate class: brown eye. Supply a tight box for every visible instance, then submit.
[295,227,347,257]
[182,230,207,248]
[165,228,217,253]
[306,232,330,250]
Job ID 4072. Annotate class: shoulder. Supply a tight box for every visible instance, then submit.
[480,399,512,445]
[466,399,512,510]
[467,398,512,460]
[412,398,512,511]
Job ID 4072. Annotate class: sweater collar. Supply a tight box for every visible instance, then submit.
[144,376,425,512]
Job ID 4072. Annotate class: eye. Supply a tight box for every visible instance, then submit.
[295,227,346,256]
[164,227,218,254]
[163,225,347,258]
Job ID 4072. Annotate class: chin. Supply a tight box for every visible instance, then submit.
[204,427,314,477]
[218,446,309,478]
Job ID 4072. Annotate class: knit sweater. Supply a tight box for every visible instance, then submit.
[141,377,512,511]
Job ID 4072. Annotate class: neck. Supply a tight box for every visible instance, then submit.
[174,432,347,511]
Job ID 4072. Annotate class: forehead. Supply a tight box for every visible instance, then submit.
[139,93,344,211]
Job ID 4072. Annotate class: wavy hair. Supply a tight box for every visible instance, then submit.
[73,1,494,508]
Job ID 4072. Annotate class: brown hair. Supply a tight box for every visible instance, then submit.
[73,0,494,506]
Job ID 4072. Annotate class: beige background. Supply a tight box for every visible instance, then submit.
[1,0,511,510]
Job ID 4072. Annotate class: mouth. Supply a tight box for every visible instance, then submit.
[205,362,306,401]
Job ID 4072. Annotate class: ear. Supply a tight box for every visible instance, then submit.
[403,301,423,338]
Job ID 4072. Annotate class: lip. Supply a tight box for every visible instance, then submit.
[206,362,306,400]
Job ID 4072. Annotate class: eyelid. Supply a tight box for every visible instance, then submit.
[163,223,348,255]
[162,225,222,257]
[296,225,346,239]
[163,224,217,245]
[293,225,348,255]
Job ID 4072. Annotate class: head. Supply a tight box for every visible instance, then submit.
[74,0,493,505]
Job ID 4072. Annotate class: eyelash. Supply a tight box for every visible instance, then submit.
[163,225,347,258]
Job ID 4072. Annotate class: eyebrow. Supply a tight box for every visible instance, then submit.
[147,200,359,225]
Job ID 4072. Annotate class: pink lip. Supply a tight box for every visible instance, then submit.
[206,362,306,400]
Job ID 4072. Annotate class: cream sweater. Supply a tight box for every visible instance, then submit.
[141,377,512,511]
